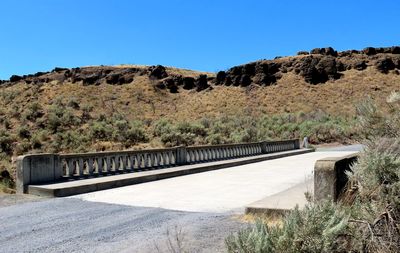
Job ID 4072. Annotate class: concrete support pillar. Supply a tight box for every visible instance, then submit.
[16,154,61,194]
[176,146,188,165]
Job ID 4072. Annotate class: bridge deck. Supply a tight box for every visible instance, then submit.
[28,149,312,197]
[72,150,357,213]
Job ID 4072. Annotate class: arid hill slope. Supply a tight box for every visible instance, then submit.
[1,46,399,121]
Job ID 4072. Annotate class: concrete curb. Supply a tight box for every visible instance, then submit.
[28,149,313,197]
[245,179,313,216]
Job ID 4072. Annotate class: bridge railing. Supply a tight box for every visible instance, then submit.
[16,139,300,193]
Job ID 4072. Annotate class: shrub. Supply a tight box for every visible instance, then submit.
[153,119,173,137]
[89,121,114,140]
[123,121,149,146]
[0,130,15,155]
[226,202,350,253]
[226,92,400,253]
[22,102,44,121]
[67,97,80,109]
[17,126,31,139]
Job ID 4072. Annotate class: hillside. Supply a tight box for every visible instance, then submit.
[0,46,400,190]
[1,46,399,119]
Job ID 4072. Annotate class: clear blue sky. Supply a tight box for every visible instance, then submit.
[1,0,399,79]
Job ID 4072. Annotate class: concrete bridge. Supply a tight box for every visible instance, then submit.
[0,142,361,253]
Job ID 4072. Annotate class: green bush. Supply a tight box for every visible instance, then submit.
[89,121,114,140]
[17,126,31,139]
[0,130,15,155]
[226,202,350,253]
[121,121,149,146]
[22,102,44,122]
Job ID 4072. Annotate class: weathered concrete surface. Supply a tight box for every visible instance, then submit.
[314,153,359,201]
[16,154,62,194]
[0,198,245,253]
[29,149,312,197]
[245,179,313,215]
[73,151,357,213]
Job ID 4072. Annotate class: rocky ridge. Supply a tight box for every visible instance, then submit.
[1,46,400,93]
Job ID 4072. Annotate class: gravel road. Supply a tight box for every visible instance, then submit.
[0,198,246,253]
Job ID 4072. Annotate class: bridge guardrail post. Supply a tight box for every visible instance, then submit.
[260,141,267,154]
[16,153,62,194]
[175,146,188,165]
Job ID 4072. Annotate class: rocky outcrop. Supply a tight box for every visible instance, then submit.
[2,45,400,89]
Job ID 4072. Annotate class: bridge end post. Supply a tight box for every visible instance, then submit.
[16,154,61,194]
[294,139,301,149]
[314,154,358,202]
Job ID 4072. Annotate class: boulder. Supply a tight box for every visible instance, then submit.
[106,73,120,84]
[33,72,47,77]
[163,77,179,93]
[82,73,101,85]
[255,62,269,74]
[297,51,309,55]
[118,76,133,85]
[195,75,210,91]
[232,75,241,86]
[215,71,226,85]
[268,62,281,74]
[353,61,367,71]
[149,65,168,79]
[336,61,347,72]
[229,66,243,76]
[9,75,23,82]
[182,77,195,90]
[224,76,232,86]
[52,67,69,73]
[243,63,256,76]
[391,46,400,54]
[362,47,376,55]
[316,56,340,79]
[310,47,337,57]
[375,58,395,73]
[240,75,252,87]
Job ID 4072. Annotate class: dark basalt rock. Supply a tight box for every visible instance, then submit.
[391,46,400,54]
[336,61,347,72]
[106,73,120,85]
[232,75,241,86]
[82,73,102,85]
[9,75,23,82]
[229,66,243,76]
[182,77,195,90]
[376,58,396,73]
[243,63,256,76]
[52,67,69,73]
[362,47,377,55]
[310,47,338,57]
[215,71,226,85]
[149,65,168,79]
[162,77,179,93]
[225,76,232,86]
[240,75,252,87]
[195,75,209,91]
[297,51,309,55]
[295,56,341,84]
[353,61,368,71]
